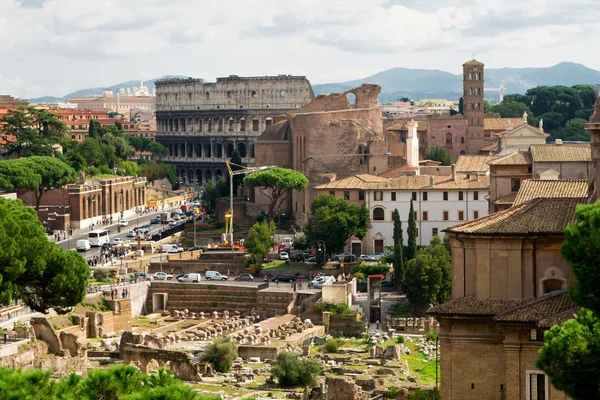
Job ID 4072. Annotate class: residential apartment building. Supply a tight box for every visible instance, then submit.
[316,170,489,254]
[488,142,591,212]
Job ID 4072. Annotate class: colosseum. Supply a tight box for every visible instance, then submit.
[155,75,314,184]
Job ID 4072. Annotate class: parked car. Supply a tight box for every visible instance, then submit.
[290,252,305,262]
[234,273,254,282]
[76,239,91,252]
[150,217,160,224]
[205,271,228,281]
[359,254,376,262]
[172,214,181,221]
[161,244,184,253]
[311,276,334,289]
[272,274,297,282]
[119,220,129,227]
[178,273,201,283]
[134,272,153,281]
[126,230,136,238]
[279,252,290,261]
[307,256,317,263]
[112,237,124,245]
[371,252,386,259]
[168,220,177,227]
[332,252,356,262]
[154,272,174,281]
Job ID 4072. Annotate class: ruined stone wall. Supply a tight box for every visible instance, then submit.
[327,376,360,400]
[291,107,387,223]
[156,76,313,110]
[31,318,62,355]
[121,343,202,381]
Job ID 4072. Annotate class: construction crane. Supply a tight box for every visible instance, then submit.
[224,162,277,247]
[486,84,506,103]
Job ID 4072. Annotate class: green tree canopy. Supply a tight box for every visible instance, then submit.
[0,197,89,313]
[536,201,600,398]
[425,147,452,166]
[245,221,275,261]
[243,168,308,221]
[403,236,451,316]
[392,208,405,289]
[200,337,238,373]
[306,194,369,254]
[272,352,321,387]
[0,106,67,157]
[407,200,417,260]
[562,118,590,141]
[0,156,77,210]
[0,365,218,400]
[201,181,217,216]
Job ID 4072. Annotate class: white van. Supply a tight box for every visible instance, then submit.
[178,273,201,283]
[161,244,184,253]
[205,271,228,281]
[76,239,91,252]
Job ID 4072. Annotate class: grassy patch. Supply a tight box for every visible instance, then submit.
[193,383,248,396]
[262,260,313,271]
[403,342,438,385]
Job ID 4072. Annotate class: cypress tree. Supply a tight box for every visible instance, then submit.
[407,200,417,260]
[392,208,405,290]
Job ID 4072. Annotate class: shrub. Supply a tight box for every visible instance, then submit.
[425,331,437,343]
[388,386,399,399]
[200,337,238,373]
[392,302,410,318]
[272,352,321,387]
[324,338,342,353]
[313,303,353,316]
[352,262,390,278]
[94,268,113,283]
[396,335,405,344]
[245,253,263,275]
[292,234,308,250]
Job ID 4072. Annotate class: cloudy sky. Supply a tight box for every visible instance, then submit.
[1,0,599,98]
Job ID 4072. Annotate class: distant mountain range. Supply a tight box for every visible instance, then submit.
[27,76,186,104]
[28,63,600,104]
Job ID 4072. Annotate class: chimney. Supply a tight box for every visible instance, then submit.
[406,119,420,168]
[451,164,456,181]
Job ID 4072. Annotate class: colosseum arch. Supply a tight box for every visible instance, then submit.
[205,169,213,183]
[204,143,211,158]
[215,169,223,181]
[240,117,246,132]
[225,143,234,158]
[238,142,247,157]
[174,119,179,132]
[215,143,223,158]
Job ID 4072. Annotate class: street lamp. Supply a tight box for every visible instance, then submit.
[317,240,326,268]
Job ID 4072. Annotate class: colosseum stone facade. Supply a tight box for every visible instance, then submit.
[155,75,314,184]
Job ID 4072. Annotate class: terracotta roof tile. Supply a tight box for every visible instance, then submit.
[493,192,517,205]
[463,59,484,66]
[530,144,591,162]
[316,173,490,190]
[429,291,578,329]
[484,118,525,131]
[494,291,578,324]
[480,139,499,152]
[454,155,496,173]
[427,297,533,316]
[513,179,588,205]
[445,197,582,235]
[487,151,532,166]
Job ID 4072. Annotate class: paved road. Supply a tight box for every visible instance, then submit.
[56,206,188,259]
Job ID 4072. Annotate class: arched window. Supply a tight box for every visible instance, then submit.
[446,132,452,144]
[373,207,385,221]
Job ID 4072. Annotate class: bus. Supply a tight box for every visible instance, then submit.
[88,229,110,247]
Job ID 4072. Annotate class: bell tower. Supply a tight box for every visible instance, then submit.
[463,59,485,153]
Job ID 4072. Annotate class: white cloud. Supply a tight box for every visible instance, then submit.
[0,0,598,98]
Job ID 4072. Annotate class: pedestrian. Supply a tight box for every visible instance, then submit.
[376,320,380,330]
[276,279,280,288]
[3,332,7,344]
[298,280,303,290]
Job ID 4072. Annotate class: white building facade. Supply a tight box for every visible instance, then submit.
[316,174,490,255]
